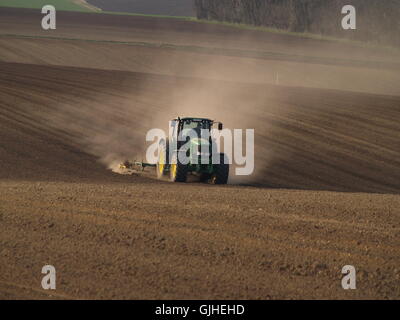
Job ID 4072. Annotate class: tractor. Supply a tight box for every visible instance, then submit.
[120,117,229,184]
[156,117,229,184]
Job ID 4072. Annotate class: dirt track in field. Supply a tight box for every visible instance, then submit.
[0,8,399,299]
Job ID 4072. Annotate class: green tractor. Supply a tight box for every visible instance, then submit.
[157,117,229,184]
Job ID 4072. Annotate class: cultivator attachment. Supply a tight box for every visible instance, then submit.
[119,160,155,172]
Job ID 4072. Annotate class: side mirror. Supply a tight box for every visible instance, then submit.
[218,123,223,131]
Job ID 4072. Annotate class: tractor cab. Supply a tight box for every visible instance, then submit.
[169,117,222,139]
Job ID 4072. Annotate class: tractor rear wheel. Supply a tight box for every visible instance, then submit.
[211,153,229,185]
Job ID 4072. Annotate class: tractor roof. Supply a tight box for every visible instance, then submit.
[177,117,213,122]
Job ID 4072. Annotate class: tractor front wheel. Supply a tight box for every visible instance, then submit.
[211,153,229,185]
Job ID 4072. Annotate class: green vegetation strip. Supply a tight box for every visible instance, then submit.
[0,0,92,12]
[1,33,398,71]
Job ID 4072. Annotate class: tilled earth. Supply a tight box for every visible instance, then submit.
[1,180,399,299]
[0,8,399,299]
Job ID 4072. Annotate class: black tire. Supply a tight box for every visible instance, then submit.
[165,139,170,163]
[211,153,229,185]
[170,156,188,183]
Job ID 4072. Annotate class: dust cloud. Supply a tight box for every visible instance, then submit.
[41,50,284,184]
